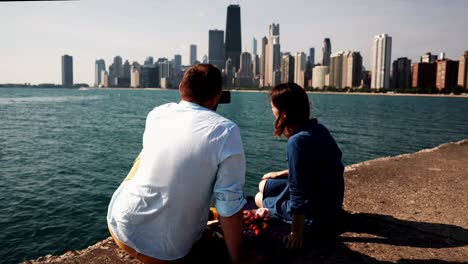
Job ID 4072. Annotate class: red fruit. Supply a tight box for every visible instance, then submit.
[254,229,261,236]
[263,216,270,221]
[246,211,253,218]
[254,214,261,220]
[250,216,254,222]
[262,223,268,229]
[244,220,250,225]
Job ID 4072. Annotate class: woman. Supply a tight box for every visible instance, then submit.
[255,82,344,249]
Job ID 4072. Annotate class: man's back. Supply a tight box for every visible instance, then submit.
[107,100,246,260]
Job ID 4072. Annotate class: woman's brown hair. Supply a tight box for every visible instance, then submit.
[270,82,310,138]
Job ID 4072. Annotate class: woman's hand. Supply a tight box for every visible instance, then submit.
[261,169,288,180]
[283,232,304,249]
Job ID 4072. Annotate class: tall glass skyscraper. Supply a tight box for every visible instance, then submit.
[322,38,331,67]
[62,54,73,87]
[225,4,242,70]
[209,29,225,70]
[95,59,106,87]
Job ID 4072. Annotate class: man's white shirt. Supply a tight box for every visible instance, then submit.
[107,100,246,260]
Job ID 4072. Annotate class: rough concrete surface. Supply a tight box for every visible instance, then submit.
[24,140,468,263]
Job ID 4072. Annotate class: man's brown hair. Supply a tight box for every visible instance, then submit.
[180,64,222,104]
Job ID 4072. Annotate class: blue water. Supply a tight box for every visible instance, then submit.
[1,88,467,263]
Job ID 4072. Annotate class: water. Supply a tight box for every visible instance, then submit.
[1,88,467,263]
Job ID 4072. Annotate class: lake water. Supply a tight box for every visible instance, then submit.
[1,88,467,263]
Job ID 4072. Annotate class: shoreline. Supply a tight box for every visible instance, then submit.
[79,87,468,98]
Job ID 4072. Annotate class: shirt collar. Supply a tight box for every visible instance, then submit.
[179,100,212,112]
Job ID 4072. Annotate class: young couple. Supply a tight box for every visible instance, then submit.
[107,64,344,263]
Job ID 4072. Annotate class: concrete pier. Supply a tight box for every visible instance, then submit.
[24,139,468,263]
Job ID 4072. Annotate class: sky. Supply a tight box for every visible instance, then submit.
[0,0,467,84]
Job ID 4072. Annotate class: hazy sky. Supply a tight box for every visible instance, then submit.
[1,0,467,84]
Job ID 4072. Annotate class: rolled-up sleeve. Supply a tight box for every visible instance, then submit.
[213,125,246,217]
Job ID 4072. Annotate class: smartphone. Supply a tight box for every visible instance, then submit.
[220,90,231,104]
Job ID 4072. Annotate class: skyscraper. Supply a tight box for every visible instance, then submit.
[312,66,330,89]
[61,54,73,87]
[281,52,295,83]
[371,34,392,90]
[458,51,468,89]
[436,59,459,90]
[113,56,123,78]
[260,36,268,86]
[330,51,344,88]
[95,59,106,87]
[122,60,131,79]
[252,38,258,57]
[392,57,411,89]
[208,30,225,70]
[322,38,331,67]
[309,48,315,67]
[265,24,280,87]
[225,4,242,70]
[190,44,197,65]
[342,51,363,88]
[294,52,307,87]
[174,54,182,73]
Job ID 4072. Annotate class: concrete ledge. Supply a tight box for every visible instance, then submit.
[24,140,468,263]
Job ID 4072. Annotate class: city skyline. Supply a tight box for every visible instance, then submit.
[1,0,468,84]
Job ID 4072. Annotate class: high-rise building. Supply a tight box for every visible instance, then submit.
[294,52,307,87]
[61,54,73,87]
[252,54,260,77]
[330,51,344,88]
[113,56,123,78]
[252,38,258,57]
[130,64,141,88]
[309,48,315,67]
[140,65,159,88]
[122,60,131,79]
[239,52,252,78]
[237,52,253,87]
[260,36,268,86]
[158,59,172,87]
[225,4,242,70]
[330,51,362,89]
[101,70,109,88]
[342,51,363,88]
[174,54,182,73]
[280,52,295,83]
[412,63,437,90]
[322,38,331,66]
[420,52,438,63]
[224,58,234,87]
[458,51,468,89]
[95,59,106,87]
[312,66,330,89]
[208,29,225,70]
[436,60,459,90]
[392,57,411,89]
[371,34,392,90]
[190,44,197,65]
[265,24,280,87]
[144,56,154,66]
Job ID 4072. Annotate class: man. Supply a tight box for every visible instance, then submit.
[107,64,246,263]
